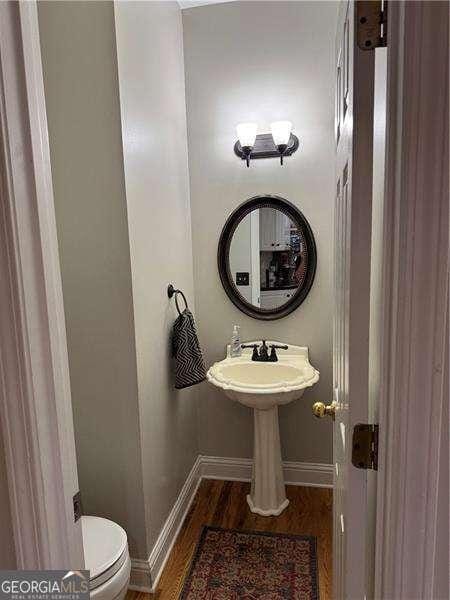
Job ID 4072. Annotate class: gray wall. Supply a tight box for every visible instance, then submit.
[183,1,337,463]
[38,1,147,558]
[38,0,337,563]
[114,1,198,548]
[39,0,197,559]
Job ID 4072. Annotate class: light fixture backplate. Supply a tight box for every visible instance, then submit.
[234,133,299,162]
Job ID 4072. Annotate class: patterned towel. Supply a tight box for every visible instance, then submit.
[172,309,206,389]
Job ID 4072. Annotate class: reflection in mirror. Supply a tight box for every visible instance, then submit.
[229,207,307,311]
[218,196,316,320]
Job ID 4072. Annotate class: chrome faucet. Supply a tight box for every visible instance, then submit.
[241,340,288,362]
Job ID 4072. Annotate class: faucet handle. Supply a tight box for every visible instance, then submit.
[268,344,288,362]
[269,346,278,361]
[241,343,259,361]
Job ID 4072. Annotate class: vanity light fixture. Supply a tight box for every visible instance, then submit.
[234,120,299,167]
[236,123,258,167]
[270,121,293,165]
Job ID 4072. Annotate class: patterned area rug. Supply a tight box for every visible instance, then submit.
[180,526,318,599]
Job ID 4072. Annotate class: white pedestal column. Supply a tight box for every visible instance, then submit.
[247,406,289,516]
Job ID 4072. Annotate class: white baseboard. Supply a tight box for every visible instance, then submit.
[283,460,333,487]
[129,454,333,592]
[199,455,253,482]
[129,455,202,592]
[128,558,152,592]
[199,455,333,488]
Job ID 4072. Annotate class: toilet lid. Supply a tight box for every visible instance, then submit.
[81,516,128,580]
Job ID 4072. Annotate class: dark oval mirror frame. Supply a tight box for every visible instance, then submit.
[218,195,317,320]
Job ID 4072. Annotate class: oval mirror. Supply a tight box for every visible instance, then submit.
[218,195,316,320]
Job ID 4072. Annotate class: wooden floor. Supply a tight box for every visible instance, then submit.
[126,479,332,600]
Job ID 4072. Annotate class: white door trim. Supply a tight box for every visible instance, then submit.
[0,1,84,569]
[375,2,449,598]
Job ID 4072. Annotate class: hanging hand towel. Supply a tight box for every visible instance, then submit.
[172,308,206,389]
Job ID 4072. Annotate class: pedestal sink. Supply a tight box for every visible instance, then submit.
[207,342,319,516]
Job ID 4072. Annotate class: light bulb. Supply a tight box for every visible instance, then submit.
[270,121,293,146]
[236,123,258,148]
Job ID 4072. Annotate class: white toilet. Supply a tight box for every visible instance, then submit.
[81,516,131,600]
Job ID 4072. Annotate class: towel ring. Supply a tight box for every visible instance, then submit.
[167,284,188,315]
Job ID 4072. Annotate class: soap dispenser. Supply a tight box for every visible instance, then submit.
[230,325,242,357]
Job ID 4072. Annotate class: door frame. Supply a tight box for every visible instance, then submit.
[0,1,84,569]
[375,2,448,598]
[0,0,447,595]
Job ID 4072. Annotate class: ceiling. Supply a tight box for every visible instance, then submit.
[178,1,238,9]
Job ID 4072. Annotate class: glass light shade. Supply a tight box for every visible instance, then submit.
[270,121,293,146]
[236,122,258,148]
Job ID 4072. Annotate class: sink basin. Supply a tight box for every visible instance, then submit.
[207,343,319,410]
[207,342,319,517]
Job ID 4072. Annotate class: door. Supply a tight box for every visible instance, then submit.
[333,2,378,598]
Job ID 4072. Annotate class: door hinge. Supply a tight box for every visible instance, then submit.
[73,491,82,522]
[352,424,379,470]
[356,1,388,50]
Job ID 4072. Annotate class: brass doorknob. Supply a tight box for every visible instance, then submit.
[312,401,336,420]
